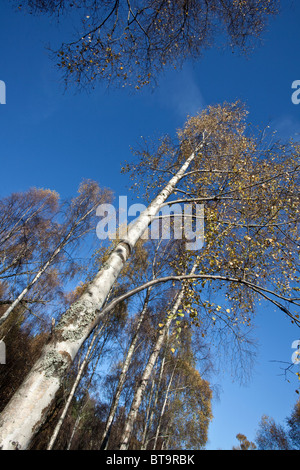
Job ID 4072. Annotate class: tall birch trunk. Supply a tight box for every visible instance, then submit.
[0,147,199,450]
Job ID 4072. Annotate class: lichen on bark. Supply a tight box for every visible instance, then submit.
[42,350,71,378]
[55,299,98,343]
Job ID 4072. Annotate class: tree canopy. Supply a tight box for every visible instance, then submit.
[15,0,280,89]
[255,399,300,450]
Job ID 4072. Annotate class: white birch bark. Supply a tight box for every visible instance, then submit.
[0,147,200,450]
[67,412,82,450]
[0,201,46,248]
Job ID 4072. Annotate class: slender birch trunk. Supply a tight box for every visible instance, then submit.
[140,363,158,450]
[67,326,107,450]
[0,147,199,450]
[118,320,171,450]
[141,346,167,450]
[153,360,177,450]
[0,205,96,327]
[67,412,82,450]
[161,427,170,450]
[118,292,184,449]
[119,262,198,450]
[0,201,45,248]
[100,289,151,450]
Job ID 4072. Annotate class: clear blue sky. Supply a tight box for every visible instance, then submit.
[0,1,299,450]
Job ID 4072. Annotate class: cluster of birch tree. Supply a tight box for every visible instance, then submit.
[1,101,299,450]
